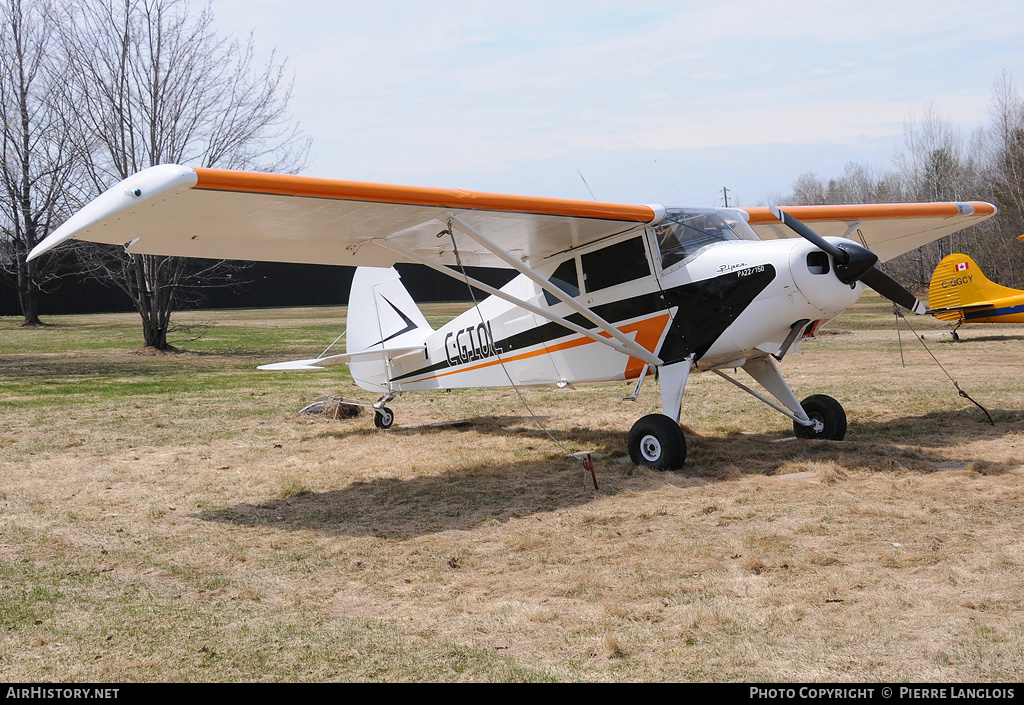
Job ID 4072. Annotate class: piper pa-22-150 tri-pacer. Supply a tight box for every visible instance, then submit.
[28,165,996,470]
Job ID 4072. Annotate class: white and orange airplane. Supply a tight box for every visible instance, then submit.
[28,165,996,469]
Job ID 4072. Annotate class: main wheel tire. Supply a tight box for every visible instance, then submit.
[373,406,394,429]
[628,414,687,471]
[793,394,846,440]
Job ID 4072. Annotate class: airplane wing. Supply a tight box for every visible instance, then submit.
[743,202,997,263]
[29,164,995,269]
[28,164,662,268]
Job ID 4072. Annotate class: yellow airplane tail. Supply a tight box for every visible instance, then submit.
[928,253,1020,321]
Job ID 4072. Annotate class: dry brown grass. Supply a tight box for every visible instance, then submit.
[1,297,1023,681]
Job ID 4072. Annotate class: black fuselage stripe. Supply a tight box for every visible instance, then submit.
[388,266,777,382]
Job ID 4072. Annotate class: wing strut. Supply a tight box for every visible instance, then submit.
[444,214,662,366]
[374,236,663,366]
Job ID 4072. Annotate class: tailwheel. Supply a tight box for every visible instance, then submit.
[793,394,846,440]
[373,406,394,430]
[628,414,687,471]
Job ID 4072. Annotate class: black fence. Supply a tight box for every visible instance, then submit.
[0,262,516,317]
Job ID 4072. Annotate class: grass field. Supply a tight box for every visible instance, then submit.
[1,294,1023,682]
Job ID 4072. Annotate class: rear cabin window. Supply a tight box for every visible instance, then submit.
[580,237,650,292]
[544,258,580,306]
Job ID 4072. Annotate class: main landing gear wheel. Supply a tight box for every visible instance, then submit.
[793,394,847,440]
[628,414,687,471]
[373,406,394,430]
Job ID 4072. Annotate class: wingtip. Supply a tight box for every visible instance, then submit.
[642,204,667,225]
[28,164,198,261]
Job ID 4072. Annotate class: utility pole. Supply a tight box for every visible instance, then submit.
[722,187,730,207]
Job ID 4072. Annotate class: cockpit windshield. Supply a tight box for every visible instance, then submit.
[654,208,760,269]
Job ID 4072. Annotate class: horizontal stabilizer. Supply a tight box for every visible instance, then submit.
[258,346,425,371]
[926,303,996,315]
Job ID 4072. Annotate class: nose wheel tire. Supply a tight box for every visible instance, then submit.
[628,414,687,471]
[793,394,846,440]
[373,406,394,430]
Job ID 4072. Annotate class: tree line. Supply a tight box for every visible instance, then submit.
[0,0,308,347]
[776,74,1024,292]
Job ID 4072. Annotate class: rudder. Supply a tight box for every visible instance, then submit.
[346,267,433,391]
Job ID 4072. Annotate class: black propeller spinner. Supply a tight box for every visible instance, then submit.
[769,206,925,314]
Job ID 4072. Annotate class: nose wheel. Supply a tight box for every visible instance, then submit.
[373,406,394,429]
[628,414,687,471]
[793,394,846,440]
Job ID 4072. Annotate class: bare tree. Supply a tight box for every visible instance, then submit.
[59,0,309,349]
[825,162,903,205]
[986,71,1024,288]
[0,0,81,325]
[788,172,828,205]
[785,163,904,207]
[990,73,1024,230]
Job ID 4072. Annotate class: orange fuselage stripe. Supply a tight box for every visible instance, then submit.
[407,314,672,384]
[192,167,657,223]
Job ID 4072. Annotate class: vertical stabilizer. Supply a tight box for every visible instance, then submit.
[347,267,433,391]
[928,254,1019,321]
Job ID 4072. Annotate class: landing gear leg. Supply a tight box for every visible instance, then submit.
[714,355,848,440]
[951,321,963,341]
[627,356,693,471]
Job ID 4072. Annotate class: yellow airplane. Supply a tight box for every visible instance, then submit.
[928,244,1024,339]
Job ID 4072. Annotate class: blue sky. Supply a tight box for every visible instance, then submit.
[211,0,1024,207]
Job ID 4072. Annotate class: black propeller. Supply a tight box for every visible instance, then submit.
[769,206,925,314]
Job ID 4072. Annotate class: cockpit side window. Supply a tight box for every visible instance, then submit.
[654,208,759,270]
[543,257,580,306]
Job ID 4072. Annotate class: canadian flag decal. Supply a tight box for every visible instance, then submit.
[956,262,969,272]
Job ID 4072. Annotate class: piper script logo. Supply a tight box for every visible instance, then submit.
[956,262,969,272]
